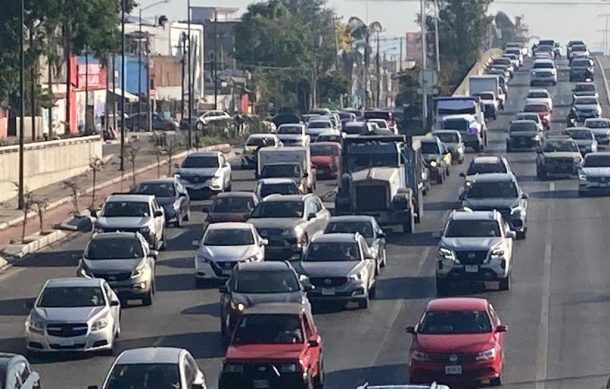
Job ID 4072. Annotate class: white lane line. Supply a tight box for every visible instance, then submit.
[153,336,165,347]
[549,182,555,192]
[535,203,554,389]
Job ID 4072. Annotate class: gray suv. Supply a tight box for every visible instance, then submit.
[436,210,516,294]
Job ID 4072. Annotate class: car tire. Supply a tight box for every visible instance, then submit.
[475,143,482,153]
[490,374,503,386]
[436,173,444,185]
[402,212,414,234]
[380,247,387,268]
[314,357,325,389]
[446,166,451,177]
[517,228,527,239]
[142,288,153,306]
[499,274,511,291]
[159,229,167,251]
[175,214,183,228]
[369,283,377,299]
[357,295,369,309]
[184,208,191,222]
[220,319,230,345]
[436,279,451,296]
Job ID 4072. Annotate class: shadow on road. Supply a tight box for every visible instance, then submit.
[423,201,458,212]
[0,297,35,316]
[13,250,81,268]
[374,276,436,301]
[529,189,579,199]
[324,363,409,388]
[181,302,220,318]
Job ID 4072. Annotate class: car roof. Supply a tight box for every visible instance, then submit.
[527,89,549,94]
[206,222,253,230]
[262,194,308,202]
[243,302,308,315]
[138,178,177,185]
[106,194,153,203]
[45,277,103,288]
[470,172,515,182]
[317,130,341,135]
[91,231,140,240]
[574,96,598,101]
[566,127,591,132]
[585,151,610,158]
[313,233,359,243]
[533,59,555,64]
[236,261,292,272]
[258,178,298,185]
[450,210,497,221]
[248,133,277,138]
[115,347,185,365]
[420,135,439,143]
[442,114,474,120]
[215,191,255,199]
[278,123,305,127]
[432,129,461,135]
[585,118,610,122]
[185,151,221,157]
[309,119,332,123]
[472,156,503,164]
[0,353,23,368]
[311,142,341,148]
[510,120,537,125]
[329,215,375,223]
[427,297,489,312]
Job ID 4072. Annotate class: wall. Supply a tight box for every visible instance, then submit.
[0,135,103,203]
[453,49,503,96]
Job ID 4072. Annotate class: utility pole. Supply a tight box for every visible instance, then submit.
[599,14,610,55]
[181,33,186,118]
[420,0,427,129]
[18,0,25,209]
[213,10,219,110]
[138,8,143,131]
[399,36,403,72]
[187,0,192,149]
[333,16,340,70]
[363,32,369,110]
[85,49,89,133]
[120,0,126,171]
[434,0,441,73]
[29,29,36,140]
[375,32,380,107]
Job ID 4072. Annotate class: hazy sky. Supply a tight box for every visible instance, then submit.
[143,0,610,54]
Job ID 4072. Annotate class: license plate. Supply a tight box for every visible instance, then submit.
[253,380,270,389]
[221,269,232,276]
[316,168,324,174]
[465,265,478,273]
[321,288,335,296]
[445,365,462,375]
[58,338,74,346]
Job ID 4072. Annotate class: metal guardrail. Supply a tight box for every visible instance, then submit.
[594,56,610,106]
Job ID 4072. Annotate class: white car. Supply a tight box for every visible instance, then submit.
[255,178,302,199]
[276,123,310,147]
[367,119,395,133]
[307,119,334,137]
[578,152,610,196]
[193,222,267,286]
[526,89,553,111]
[512,112,544,133]
[175,151,232,199]
[585,118,610,145]
[25,277,121,354]
[195,110,231,130]
[91,347,207,389]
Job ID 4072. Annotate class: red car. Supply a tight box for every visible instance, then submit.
[311,142,342,179]
[204,192,258,228]
[218,303,324,389]
[523,103,551,130]
[407,298,507,386]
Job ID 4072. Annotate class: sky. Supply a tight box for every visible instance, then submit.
[142,0,610,55]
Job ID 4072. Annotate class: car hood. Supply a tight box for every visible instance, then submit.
[199,245,259,261]
[581,167,610,176]
[33,306,105,322]
[176,167,219,176]
[96,217,151,228]
[231,291,306,307]
[509,130,538,137]
[414,333,496,354]
[587,128,609,136]
[572,139,595,146]
[225,344,305,361]
[156,197,177,206]
[207,212,251,223]
[277,134,304,142]
[574,104,600,111]
[83,258,142,272]
[297,261,362,277]
[542,152,580,159]
[311,156,334,165]
[463,198,519,210]
[247,218,303,229]
[441,237,501,250]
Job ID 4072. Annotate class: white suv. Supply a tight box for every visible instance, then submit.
[175,151,232,199]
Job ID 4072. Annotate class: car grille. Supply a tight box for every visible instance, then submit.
[256,228,285,238]
[309,277,348,287]
[545,158,573,172]
[93,272,132,282]
[355,185,388,211]
[181,175,214,184]
[588,176,610,183]
[210,261,239,277]
[46,323,88,337]
[455,250,489,265]
[428,352,479,363]
[102,227,141,234]
[49,343,86,350]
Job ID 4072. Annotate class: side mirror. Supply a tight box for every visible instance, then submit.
[192,240,200,248]
[218,285,229,294]
[154,210,163,218]
[149,250,159,259]
[459,172,466,178]
[174,163,180,169]
[406,326,416,334]
[378,232,386,239]
[179,192,187,197]
[307,212,316,221]
[299,274,314,290]
[496,324,508,333]
[522,193,529,199]
[260,238,269,246]
[201,205,209,213]
[308,339,319,347]
[303,172,309,178]
[506,231,517,240]
[110,300,120,307]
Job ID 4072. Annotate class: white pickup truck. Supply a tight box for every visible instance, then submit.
[256,147,316,193]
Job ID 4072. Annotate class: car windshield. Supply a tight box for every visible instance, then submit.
[568,130,593,140]
[278,126,303,135]
[261,164,301,178]
[308,121,331,129]
[102,201,150,217]
[528,92,548,99]
[246,137,274,147]
[233,314,304,345]
[476,93,495,100]
[576,98,598,105]
[86,238,144,260]
[533,62,553,69]
[418,311,492,334]
[136,182,175,198]
[575,84,595,92]
[325,221,374,238]
[304,241,360,262]
[515,114,539,123]
[421,142,440,154]
[510,122,537,132]
[524,104,548,113]
[371,120,388,128]
[572,59,591,67]
[584,155,610,167]
[105,363,180,389]
[586,120,610,129]
[181,156,219,168]
[343,124,367,134]
[442,119,469,132]
[467,181,519,198]
[38,286,105,308]
[543,140,579,152]
[210,196,254,213]
[310,144,338,156]
[445,219,501,238]
[315,135,340,143]
[231,270,301,293]
[494,59,510,65]
[259,183,299,198]
[251,201,304,218]
[364,111,391,121]
[203,228,254,246]
[434,132,459,143]
[537,45,553,53]
[467,162,507,175]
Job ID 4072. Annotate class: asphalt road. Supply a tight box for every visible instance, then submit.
[1,56,610,389]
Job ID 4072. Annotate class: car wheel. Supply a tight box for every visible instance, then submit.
[142,288,153,306]
[368,283,376,299]
[517,228,527,239]
[226,182,232,192]
[357,295,369,309]
[475,143,482,152]
[184,208,191,222]
[159,229,167,251]
[220,318,230,345]
[314,357,325,389]
[490,374,503,386]
[446,166,451,177]
[380,247,387,268]
[402,212,414,234]
[499,274,511,291]
[175,214,183,228]
[436,173,444,184]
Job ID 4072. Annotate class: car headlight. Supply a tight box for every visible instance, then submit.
[230,301,246,312]
[510,205,524,215]
[531,71,536,76]
[279,363,300,373]
[91,316,109,331]
[349,271,364,281]
[429,160,437,167]
[476,347,497,361]
[411,350,431,361]
[224,363,244,373]
[140,226,150,235]
[439,247,454,260]
[242,255,258,263]
[196,252,211,263]
[27,315,45,333]
[131,265,146,279]
[578,171,587,180]
[93,226,105,233]
[574,156,582,164]
[491,248,505,258]
[212,176,222,184]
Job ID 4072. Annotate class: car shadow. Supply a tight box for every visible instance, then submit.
[0,297,35,316]
[324,363,409,388]
[374,276,436,301]
[181,302,220,318]
[423,201,458,212]
[116,331,225,359]
[389,231,440,247]
[12,250,82,268]
[158,256,195,269]
[528,189,580,199]
[155,273,199,292]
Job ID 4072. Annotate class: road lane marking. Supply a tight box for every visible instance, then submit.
[536,202,554,389]
[549,182,555,192]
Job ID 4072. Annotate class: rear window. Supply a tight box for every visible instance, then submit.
[308,121,331,129]
[584,155,610,167]
[524,104,549,113]
[515,114,539,122]
[467,162,507,175]
[510,122,537,132]
[434,132,459,143]
[442,118,469,132]
[364,111,392,121]
[528,91,549,99]
[310,144,338,156]
[575,84,596,92]
[572,59,592,67]
[575,98,598,105]
[343,123,368,135]
[533,62,554,69]
[586,120,610,129]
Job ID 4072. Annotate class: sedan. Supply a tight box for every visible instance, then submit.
[571,96,602,124]
[25,277,121,354]
[204,192,258,229]
[432,130,465,164]
[0,354,41,389]
[585,118,610,145]
[578,152,610,196]
[134,178,190,227]
[564,128,598,155]
[311,142,342,179]
[523,102,551,130]
[254,178,302,199]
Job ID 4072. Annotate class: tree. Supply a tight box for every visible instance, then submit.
[493,12,528,48]
[125,142,140,190]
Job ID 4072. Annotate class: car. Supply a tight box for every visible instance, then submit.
[506,41,527,56]
[338,111,357,127]
[193,222,267,287]
[319,114,341,131]
[460,173,529,238]
[503,53,521,69]
[247,194,330,260]
[94,194,166,250]
[570,96,602,124]
[407,298,507,386]
[355,384,449,389]
[218,261,312,341]
[241,133,282,169]
[570,44,590,60]
[421,135,452,184]
[512,112,544,133]
[536,136,582,179]
[0,353,41,389]
[530,59,557,86]
[436,210,516,293]
[525,89,553,111]
[309,107,331,115]
[569,57,594,82]
[432,130,465,164]
[324,215,387,274]
[439,114,485,151]
[306,119,333,137]
[314,130,343,143]
[564,128,598,155]
[539,39,559,57]
[584,118,610,144]
[578,152,610,196]
[363,109,397,131]
[573,82,598,99]
[125,112,178,131]
[218,303,324,389]
[506,120,541,152]
[534,51,552,60]
[295,233,377,309]
[343,121,373,135]
[301,113,320,123]
[133,178,190,227]
[473,91,499,120]
[311,142,342,179]
[254,178,303,199]
[503,48,524,65]
[204,192,259,228]
[25,277,121,354]
[489,64,511,80]
[367,118,394,133]
[175,151,232,199]
[90,347,207,389]
[77,232,157,305]
[567,40,586,59]
[276,123,310,147]
[459,156,513,192]
[196,110,231,130]
[523,102,552,130]
[491,58,514,77]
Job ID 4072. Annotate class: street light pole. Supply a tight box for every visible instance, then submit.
[18,0,25,209]
[420,0,428,129]
[187,0,192,149]
[434,0,441,73]
[138,7,143,131]
[120,0,126,172]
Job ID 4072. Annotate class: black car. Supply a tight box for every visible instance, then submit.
[134,178,190,227]
[569,57,594,82]
[218,261,312,341]
[125,113,179,131]
[323,215,387,274]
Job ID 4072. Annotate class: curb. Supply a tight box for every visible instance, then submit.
[0,143,231,233]
[2,230,67,258]
[594,56,610,106]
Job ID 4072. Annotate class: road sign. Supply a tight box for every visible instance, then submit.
[419,69,438,89]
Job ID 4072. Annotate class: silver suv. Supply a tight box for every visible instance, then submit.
[436,210,516,294]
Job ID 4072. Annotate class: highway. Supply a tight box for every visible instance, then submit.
[1,56,610,389]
